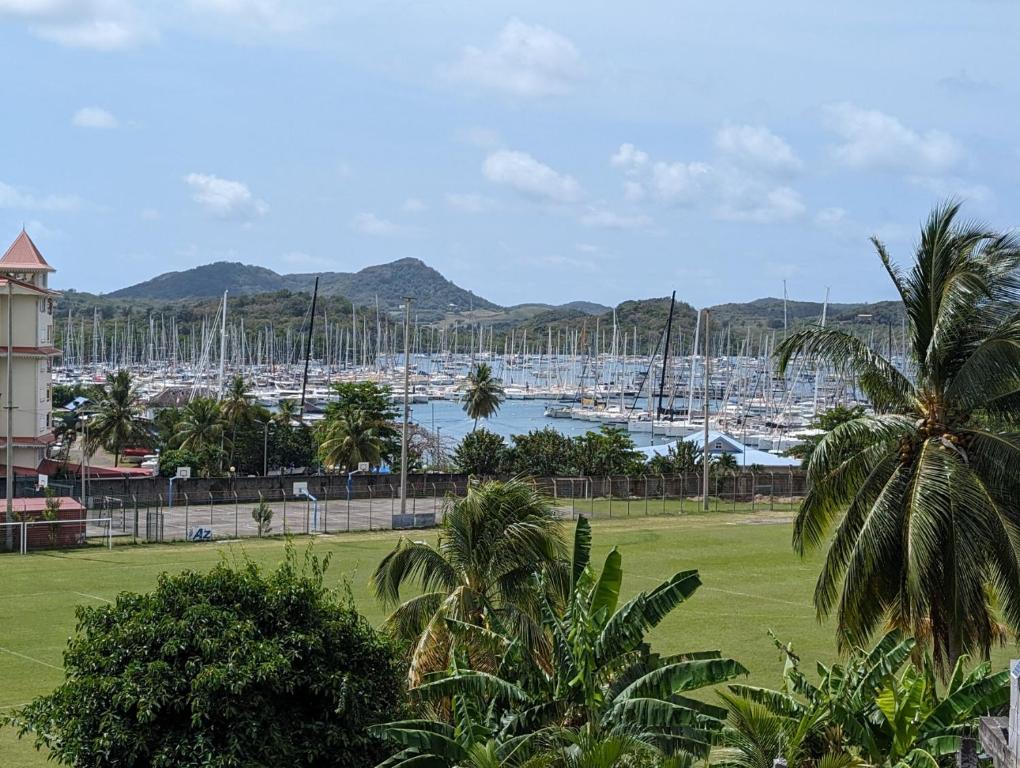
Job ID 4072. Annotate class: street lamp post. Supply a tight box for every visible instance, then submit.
[257,419,273,476]
[399,297,412,517]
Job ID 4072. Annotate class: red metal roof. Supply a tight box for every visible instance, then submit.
[0,230,55,273]
[37,458,154,477]
[9,496,85,513]
[0,346,62,356]
[0,434,57,447]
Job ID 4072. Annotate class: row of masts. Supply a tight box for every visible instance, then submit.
[60,306,876,372]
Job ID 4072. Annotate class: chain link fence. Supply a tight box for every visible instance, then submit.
[0,471,806,551]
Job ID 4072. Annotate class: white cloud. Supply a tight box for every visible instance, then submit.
[824,103,962,173]
[282,250,332,268]
[446,192,498,213]
[140,207,160,220]
[610,143,649,175]
[623,180,645,202]
[579,207,652,230]
[458,127,501,148]
[184,173,268,219]
[815,207,847,228]
[716,184,805,223]
[0,0,155,49]
[909,176,992,204]
[402,197,427,213]
[610,133,808,224]
[447,18,582,97]
[575,243,600,253]
[185,0,325,38]
[483,149,581,203]
[23,219,63,239]
[0,180,80,212]
[715,123,801,175]
[650,160,713,204]
[351,212,399,236]
[71,106,118,129]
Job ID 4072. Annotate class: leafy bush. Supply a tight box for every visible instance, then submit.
[7,546,403,768]
[452,428,508,475]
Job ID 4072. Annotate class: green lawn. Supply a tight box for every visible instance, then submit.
[0,510,1012,767]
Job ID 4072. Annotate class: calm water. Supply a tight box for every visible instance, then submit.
[409,398,660,447]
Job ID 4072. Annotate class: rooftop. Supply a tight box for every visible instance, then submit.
[0,230,55,273]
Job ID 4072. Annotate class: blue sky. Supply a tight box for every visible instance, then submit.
[0,1,1016,307]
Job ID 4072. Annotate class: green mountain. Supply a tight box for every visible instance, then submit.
[74,259,904,360]
[107,258,498,315]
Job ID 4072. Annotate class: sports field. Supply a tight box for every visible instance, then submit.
[1,510,1011,767]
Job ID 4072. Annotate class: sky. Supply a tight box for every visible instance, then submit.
[0,1,1017,308]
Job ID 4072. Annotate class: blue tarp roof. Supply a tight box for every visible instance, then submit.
[637,431,800,467]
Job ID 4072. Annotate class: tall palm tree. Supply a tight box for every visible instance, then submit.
[372,478,566,686]
[775,202,1020,672]
[220,375,251,427]
[274,399,298,426]
[461,362,505,431]
[220,375,251,467]
[84,370,149,467]
[373,517,746,767]
[317,408,384,471]
[173,397,226,458]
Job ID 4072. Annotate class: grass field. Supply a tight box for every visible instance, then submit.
[1,509,1011,767]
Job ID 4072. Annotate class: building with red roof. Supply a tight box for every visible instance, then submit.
[0,229,59,476]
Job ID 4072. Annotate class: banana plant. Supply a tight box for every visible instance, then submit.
[718,631,1007,768]
[373,517,747,767]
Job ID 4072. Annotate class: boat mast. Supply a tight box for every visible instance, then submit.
[217,290,227,399]
[299,276,320,420]
[655,291,676,420]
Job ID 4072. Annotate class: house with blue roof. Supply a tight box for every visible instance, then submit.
[637,431,800,467]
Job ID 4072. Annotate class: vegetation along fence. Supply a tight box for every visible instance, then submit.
[0,470,806,551]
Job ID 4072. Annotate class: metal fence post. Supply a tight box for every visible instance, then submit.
[607,476,612,518]
[323,486,329,534]
[234,491,239,538]
[184,493,190,539]
[132,494,138,544]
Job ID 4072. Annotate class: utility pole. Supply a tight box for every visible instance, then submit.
[702,309,711,512]
[3,280,10,549]
[399,297,412,517]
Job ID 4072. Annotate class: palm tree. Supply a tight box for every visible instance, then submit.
[220,375,251,467]
[372,478,566,686]
[775,202,1020,672]
[317,408,384,471]
[274,399,298,426]
[173,397,226,458]
[220,375,251,427]
[373,517,746,766]
[461,363,505,431]
[84,370,149,467]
